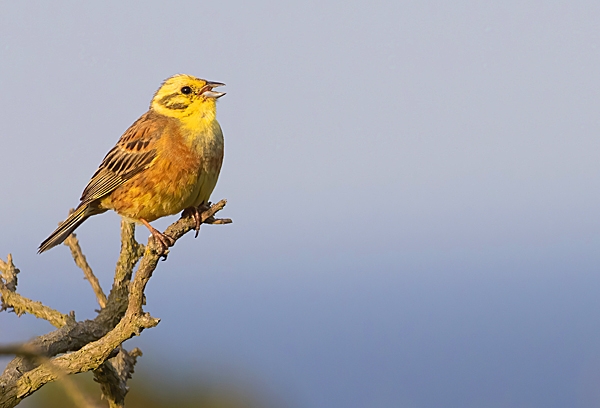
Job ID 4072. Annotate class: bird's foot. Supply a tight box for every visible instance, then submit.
[141,219,175,260]
[151,229,175,259]
[183,204,210,238]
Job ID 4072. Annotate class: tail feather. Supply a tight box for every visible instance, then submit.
[38,205,95,253]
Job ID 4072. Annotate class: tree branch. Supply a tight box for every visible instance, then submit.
[64,232,107,309]
[0,200,231,408]
[0,344,101,408]
[0,254,72,328]
[0,290,72,329]
[93,347,142,408]
[0,255,18,292]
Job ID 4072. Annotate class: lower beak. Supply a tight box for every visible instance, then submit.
[202,81,226,99]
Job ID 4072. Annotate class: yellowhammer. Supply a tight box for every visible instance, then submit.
[38,74,226,254]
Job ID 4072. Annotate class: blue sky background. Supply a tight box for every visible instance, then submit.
[2,1,600,407]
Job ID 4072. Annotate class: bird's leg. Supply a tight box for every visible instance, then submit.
[140,218,175,256]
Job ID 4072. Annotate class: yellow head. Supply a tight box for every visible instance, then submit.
[150,74,225,121]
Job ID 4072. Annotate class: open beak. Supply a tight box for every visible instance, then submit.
[201,81,226,99]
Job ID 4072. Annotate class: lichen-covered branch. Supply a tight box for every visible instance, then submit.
[0,254,72,328]
[0,289,72,329]
[0,255,18,292]
[0,344,101,408]
[93,348,142,408]
[0,200,231,408]
[113,220,145,287]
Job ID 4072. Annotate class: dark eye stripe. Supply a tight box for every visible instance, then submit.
[158,94,189,110]
[167,103,188,110]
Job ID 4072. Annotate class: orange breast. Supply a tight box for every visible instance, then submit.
[105,124,223,222]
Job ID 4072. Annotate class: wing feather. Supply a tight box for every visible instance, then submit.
[79,112,166,204]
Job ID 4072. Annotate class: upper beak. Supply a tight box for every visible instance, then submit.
[201,81,226,99]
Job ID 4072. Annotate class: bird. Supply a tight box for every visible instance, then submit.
[38,74,226,254]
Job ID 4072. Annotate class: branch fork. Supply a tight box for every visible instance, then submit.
[0,200,231,408]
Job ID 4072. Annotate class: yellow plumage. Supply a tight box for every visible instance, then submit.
[39,74,225,253]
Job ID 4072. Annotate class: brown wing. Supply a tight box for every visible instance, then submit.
[79,111,166,205]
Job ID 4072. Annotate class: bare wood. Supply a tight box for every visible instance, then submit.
[0,254,19,292]
[113,220,145,287]
[0,200,231,407]
[12,224,166,398]
[0,344,101,408]
[0,254,72,328]
[0,289,71,329]
[93,348,142,408]
[0,220,142,406]
[64,232,107,309]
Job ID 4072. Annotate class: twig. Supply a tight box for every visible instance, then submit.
[94,347,142,408]
[13,249,162,399]
[0,254,72,328]
[0,200,231,407]
[64,232,107,309]
[113,220,144,287]
[0,232,138,408]
[0,254,18,291]
[0,289,72,328]
[0,344,101,408]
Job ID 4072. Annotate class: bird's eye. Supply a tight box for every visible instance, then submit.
[181,86,192,95]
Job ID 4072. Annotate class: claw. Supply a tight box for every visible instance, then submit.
[182,207,201,238]
[140,218,175,259]
[183,204,210,238]
[192,208,201,238]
